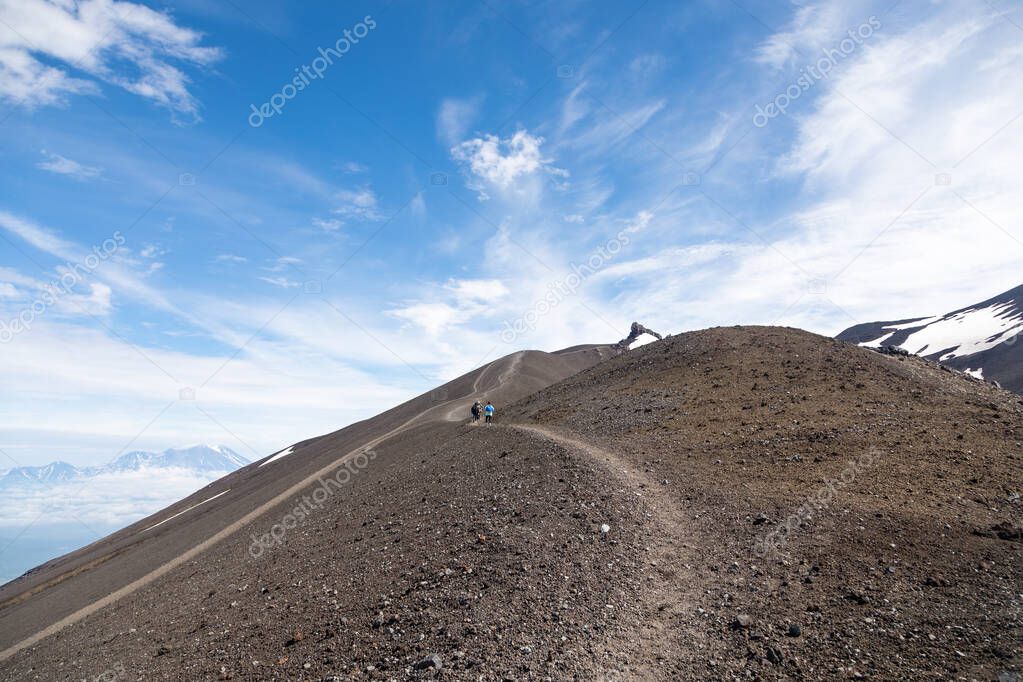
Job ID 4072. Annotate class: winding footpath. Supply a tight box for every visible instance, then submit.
[507,424,705,678]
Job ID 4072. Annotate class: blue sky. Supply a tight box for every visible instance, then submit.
[1,0,1022,467]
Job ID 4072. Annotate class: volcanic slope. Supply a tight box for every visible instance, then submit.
[0,346,612,660]
[3,327,1022,681]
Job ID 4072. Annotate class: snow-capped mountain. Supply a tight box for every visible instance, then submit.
[106,445,250,474]
[0,445,249,489]
[0,461,80,488]
[838,283,1023,392]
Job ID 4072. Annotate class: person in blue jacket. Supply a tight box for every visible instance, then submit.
[483,401,495,423]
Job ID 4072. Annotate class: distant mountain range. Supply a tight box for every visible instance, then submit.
[0,445,250,489]
[838,283,1023,392]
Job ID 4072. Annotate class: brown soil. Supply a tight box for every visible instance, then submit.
[1,326,1021,681]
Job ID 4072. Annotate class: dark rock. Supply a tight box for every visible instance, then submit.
[766,645,784,664]
[845,591,870,605]
[787,623,801,637]
[414,654,443,670]
[614,322,664,352]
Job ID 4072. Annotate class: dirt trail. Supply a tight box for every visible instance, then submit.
[0,351,528,664]
[443,350,523,422]
[508,423,705,678]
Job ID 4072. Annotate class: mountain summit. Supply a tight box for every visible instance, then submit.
[837,283,1023,392]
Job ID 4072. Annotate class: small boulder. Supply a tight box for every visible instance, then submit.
[414,654,443,670]
[732,614,753,630]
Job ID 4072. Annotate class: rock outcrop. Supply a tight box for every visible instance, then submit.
[614,322,663,352]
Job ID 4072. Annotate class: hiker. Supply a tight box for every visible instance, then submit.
[484,401,495,423]
[470,401,481,422]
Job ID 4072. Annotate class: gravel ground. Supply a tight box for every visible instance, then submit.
[3,326,1021,681]
[507,326,1023,680]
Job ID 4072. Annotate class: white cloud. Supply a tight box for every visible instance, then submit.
[258,276,300,289]
[214,254,247,264]
[410,191,426,218]
[706,2,1023,333]
[0,467,233,526]
[437,94,483,145]
[263,256,302,272]
[558,96,666,156]
[333,186,382,220]
[36,150,103,180]
[0,0,222,118]
[387,278,510,340]
[563,214,585,224]
[451,129,567,199]
[312,217,343,232]
[0,209,186,319]
[754,2,858,70]
[444,277,508,304]
[388,301,461,337]
[622,210,653,234]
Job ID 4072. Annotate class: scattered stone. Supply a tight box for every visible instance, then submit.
[845,591,870,605]
[414,654,443,671]
[766,645,784,664]
[753,512,768,526]
[600,524,611,534]
[732,614,753,630]
[787,623,801,637]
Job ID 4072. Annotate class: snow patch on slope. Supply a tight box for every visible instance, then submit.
[859,331,895,348]
[857,301,1022,363]
[143,489,232,532]
[901,301,1022,360]
[259,446,294,467]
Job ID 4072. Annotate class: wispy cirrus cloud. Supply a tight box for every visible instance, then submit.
[437,94,484,145]
[35,150,103,180]
[0,0,221,118]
